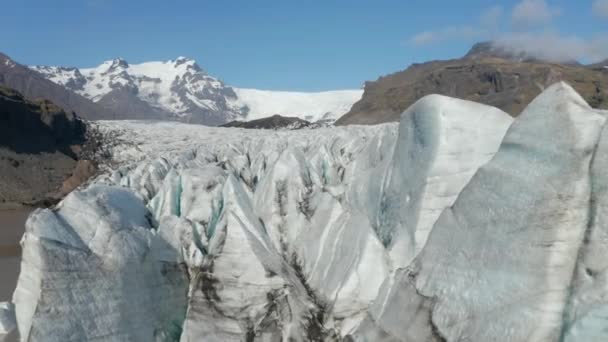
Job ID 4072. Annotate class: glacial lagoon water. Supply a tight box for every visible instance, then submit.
[0,209,31,302]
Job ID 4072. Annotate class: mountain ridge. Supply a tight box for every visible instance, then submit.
[336,41,608,125]
[0,53,117,120]
[31,57,362,125]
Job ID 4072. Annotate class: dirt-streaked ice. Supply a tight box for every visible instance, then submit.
[350,83,608,341]
[379,94,513,269]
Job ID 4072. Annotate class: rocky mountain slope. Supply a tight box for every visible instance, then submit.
[220,114,313,129]
[336,42,608,125]
[32,58,362,125]
[32,58,243,125]
[0,53,116,120]
[0,85,96,207]
[6,82,608,341]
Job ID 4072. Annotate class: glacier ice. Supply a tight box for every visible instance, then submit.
[562,106,608,341]
[13,122,404,341]
[12,186,188,341]
[8,82,608,341]
[379,94,513,268]
[349,82,608,341]
[0,302,16,336]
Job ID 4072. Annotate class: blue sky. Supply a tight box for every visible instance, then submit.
[2,0,608,91]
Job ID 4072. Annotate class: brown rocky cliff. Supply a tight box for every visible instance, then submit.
[336,46,608,125]
[0,86,97,207]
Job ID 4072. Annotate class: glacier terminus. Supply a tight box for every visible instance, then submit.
[3,82,608,341]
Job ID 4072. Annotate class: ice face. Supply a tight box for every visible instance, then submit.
[10,82,608,341]
[562,109,608,342]
[379,94,513,269]
[349,82,608,341]
[0,302,16,336]
[12,186,189,341]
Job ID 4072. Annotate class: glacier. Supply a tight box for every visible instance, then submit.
[4,82,608,341]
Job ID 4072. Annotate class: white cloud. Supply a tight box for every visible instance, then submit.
[494,31,608,63]
[407,1,608,63]
[410,26,480,46]
[409,6,501,46]
[479,6,504,28]
[511,0,560,27]
[593,0,608,18]
[411,31,438,45]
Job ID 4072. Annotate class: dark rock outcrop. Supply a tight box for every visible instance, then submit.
[463,41,532,62]
[221,114,313,130]
[0,86,96,207]
[336,42,608,125]
[464,41,582,66]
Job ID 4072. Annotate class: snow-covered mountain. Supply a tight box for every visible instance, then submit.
[31,58,362,125]
[6,82,608,341]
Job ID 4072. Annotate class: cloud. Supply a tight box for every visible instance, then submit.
[494,31,608,62]
[410,27,480,46]
[407,1,608,63]
[511,0,560,27]
[593,0,608,18]
[411,31,438,45]
[409,6,501,46]
[479,6,504,28]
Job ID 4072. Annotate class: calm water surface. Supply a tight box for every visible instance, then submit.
[0,209,32,302]
[0,209,31,341]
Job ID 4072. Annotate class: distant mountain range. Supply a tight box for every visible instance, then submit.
[337,41,608,125]
[5,41,608,127]
[30,57,362,125]
[0,53,116,120]
[0,52,362,125]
